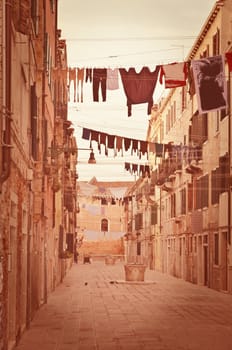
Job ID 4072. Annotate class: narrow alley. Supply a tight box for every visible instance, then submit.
[15,260,232,350]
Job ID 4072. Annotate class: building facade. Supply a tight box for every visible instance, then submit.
[0,1,77,349]
[144,0,232,293]
[76,177,133,259]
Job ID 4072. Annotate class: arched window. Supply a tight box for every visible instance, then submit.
[101,218,108,232]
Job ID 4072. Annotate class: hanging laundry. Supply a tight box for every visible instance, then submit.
[192,55,227,114]
[85,68,93,82]
[139,165,145,176]
[131,139,139,155]
[124,162,150,177]
[125,162,131,172]
[132,163,138,175]
[82,128,91,140]
[140,140,148,158]
[68,67,77,102]
[90,130,100,148]
[116,136,123,155]
[119,66,160,117]
[144,165,150,177]
[159,62,188,89]
[92,68,107,102]
[107,135,115,149]
[155,143,164,157]
[99,132,108,156]
[124,137,131,152]
[77,68,84,102]
[106,68,119,90]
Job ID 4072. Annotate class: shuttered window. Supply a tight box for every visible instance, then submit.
[180,188,186,215]
[213,29,220,56]
[211,168,220,204]
[188,183,193,211]
[189,112,208,145]
[135,213,143,230]
[219,154,230,193]
[151,205,158,225]
[171,193,176,218]
[30,84,38,160]
[196,174,209,209]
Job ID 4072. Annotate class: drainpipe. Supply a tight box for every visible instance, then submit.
[228,61,231,245]
[42,0,48,304]
[0,0,12,189]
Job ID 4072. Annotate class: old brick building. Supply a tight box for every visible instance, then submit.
[76,177,133,259]
[0,1,77,349]
[131,0,232,293]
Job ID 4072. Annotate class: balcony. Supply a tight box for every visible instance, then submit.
[185,160,203,174]
[161,180,174,192]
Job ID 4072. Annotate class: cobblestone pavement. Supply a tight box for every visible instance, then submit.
[15,261,232,350]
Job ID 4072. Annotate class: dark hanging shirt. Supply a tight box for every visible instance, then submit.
[119,66,160,116]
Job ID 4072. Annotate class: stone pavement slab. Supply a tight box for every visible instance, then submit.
[15,261,232,350]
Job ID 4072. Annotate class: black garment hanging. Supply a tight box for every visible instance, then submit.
[85,68,93,83]
[119,66,160,116]
[131,139,139,155]
[92,68,107,102]
[124,137,131,152]
[82,128,91,140]
[125,162,131,172]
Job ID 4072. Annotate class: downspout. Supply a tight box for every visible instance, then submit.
[0,0,12,188]
[42,0,47,304]
[228,61,231,245]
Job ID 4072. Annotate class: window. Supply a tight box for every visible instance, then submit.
[216,111,220,132]
[66,233,74,253]
[196,174,209,209]
[151,205,158,225]
[212,29,220,56]
[180,188,186,215]
[189,236,193,254]
[214,233,219,265]
[50,0,55,12]
[101,219,108,232]
[193,236,197,253]
[171,193,176,218]
[30,84,38,160]
[58,226,64,255]
[220,80,229,120]
[189,112,208,145]
[31,0,39,35]
[211,167,220,205]
[17,0,30,34]
[181,86,187,111]
[166,110,170,133]
[188,183,193,211]
[200,45,209,58]
[135,213,143,230]
[137,242,141,256]
[219,154,230,193]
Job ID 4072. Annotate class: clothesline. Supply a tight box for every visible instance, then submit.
[81,126,202,161]
[124,162,151,177]
[66,52,231,116]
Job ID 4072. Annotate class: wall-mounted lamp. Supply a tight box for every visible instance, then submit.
[48,146,96,164]
[78,148,96,164]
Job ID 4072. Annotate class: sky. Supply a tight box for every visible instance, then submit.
[58,0,216,182]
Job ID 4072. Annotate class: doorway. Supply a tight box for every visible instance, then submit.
[221,231,228,291]
[203,244,208,286]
